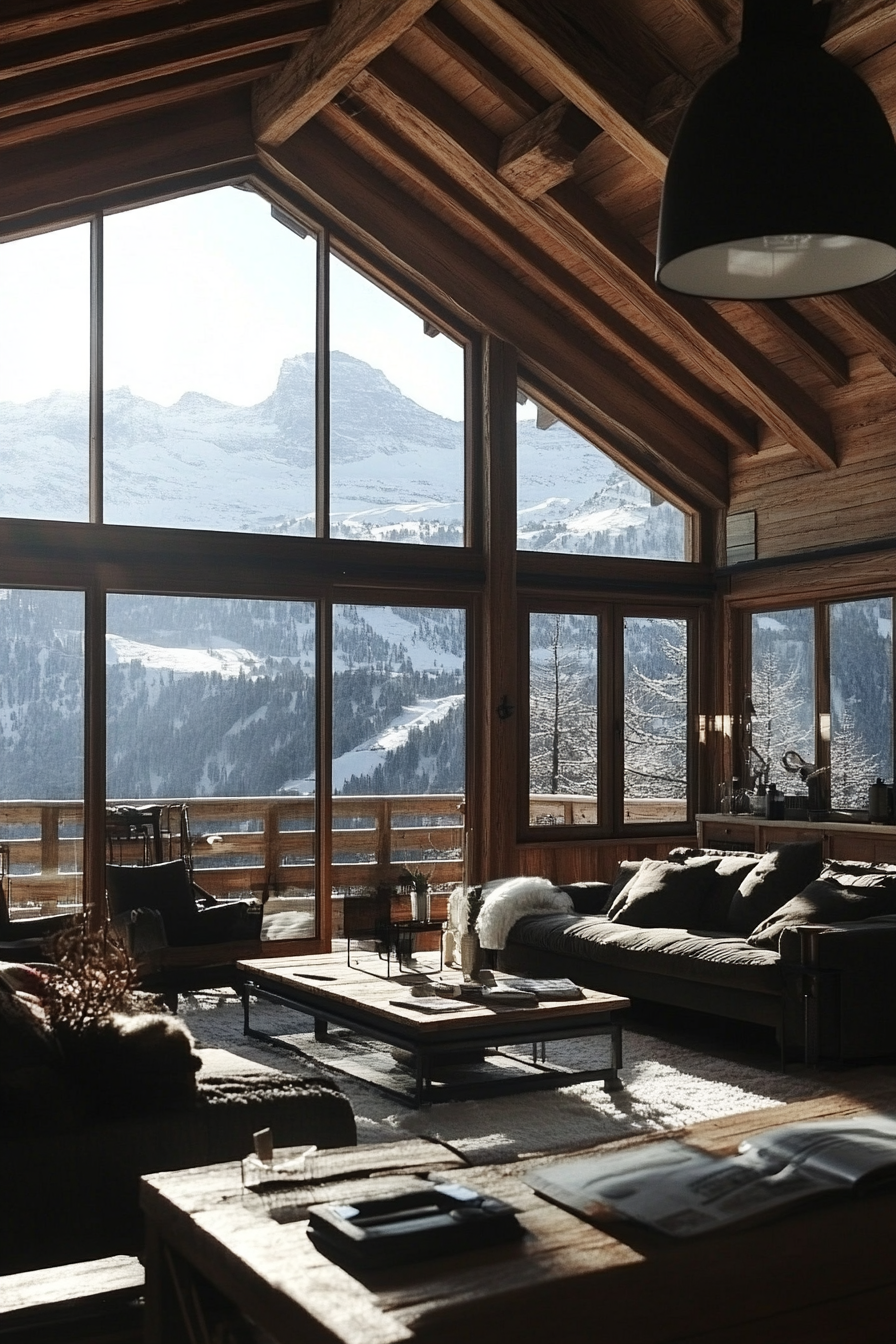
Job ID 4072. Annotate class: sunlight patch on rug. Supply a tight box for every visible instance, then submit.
[181,991,829,1164]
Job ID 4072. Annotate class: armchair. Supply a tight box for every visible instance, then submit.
[106,859,264,1009]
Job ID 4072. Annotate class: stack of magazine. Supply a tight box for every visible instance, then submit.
[525,1114,896,1237]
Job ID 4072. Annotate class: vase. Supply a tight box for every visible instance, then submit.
[460,931,485,981]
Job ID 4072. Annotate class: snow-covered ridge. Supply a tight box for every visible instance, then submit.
[0,353,683,557]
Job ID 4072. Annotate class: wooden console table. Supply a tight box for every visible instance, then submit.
[697,813,896,863]
[142,1073,896,1344]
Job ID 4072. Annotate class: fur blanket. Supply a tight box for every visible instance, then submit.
[475,876,573,950]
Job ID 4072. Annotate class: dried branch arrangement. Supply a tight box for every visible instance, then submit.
[44,921,138,1034]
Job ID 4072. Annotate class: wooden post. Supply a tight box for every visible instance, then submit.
[84,582,106,931]
[480,336,518,880]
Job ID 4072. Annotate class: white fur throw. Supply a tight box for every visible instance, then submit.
[475,876,573,950]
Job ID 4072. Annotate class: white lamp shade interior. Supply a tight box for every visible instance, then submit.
[658,233,896,299]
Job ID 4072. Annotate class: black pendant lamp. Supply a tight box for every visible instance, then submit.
[656,0,896,299]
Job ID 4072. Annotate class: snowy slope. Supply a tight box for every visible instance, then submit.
[283,694,463,794]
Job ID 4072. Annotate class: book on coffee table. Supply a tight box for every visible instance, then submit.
[525,1113,896,1237]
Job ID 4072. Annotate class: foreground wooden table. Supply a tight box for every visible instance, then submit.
[142,1071,896,1344]
[239,952,628,1106]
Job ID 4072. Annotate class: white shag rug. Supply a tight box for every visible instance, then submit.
[181,991,829,1165]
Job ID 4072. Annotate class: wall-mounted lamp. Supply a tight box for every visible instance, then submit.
[656,0,896,299]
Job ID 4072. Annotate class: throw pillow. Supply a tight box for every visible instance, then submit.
[608,858,717,929]
[605,860,646,918]
[558,882,615,915]
[0,990,58,1074]
[700,854,761,930]
[728,841,824,936]
[748,877,896,950]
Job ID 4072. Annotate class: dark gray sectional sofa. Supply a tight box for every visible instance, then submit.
[498,844,896,1065]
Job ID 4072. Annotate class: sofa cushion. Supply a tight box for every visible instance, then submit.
[607,858,717,928]
[508,913,782,996]
[748,877,896,950]
[728,841,824,936]
[607,860,644,907]
[558,882,614,915]
[701,854,762,930]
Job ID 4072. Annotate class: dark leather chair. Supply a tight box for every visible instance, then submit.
[106,859,264,1009]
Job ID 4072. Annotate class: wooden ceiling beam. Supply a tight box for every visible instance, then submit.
[0,2,182,46]
[252,0,439,147]
[497,99,597,200]
[812,283,896,379]
[0,90,255,230]
[0,11,315,126]
[471,0,665,177]
[324,98,757,453]
[355,51,837,468]
[0,2,327,84]
[418,5,547,120]
[757,301,851,388]
[0,54,278,154]
[259,125,731,506]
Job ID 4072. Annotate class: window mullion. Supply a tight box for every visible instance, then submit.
[316,228,330,540]
[89,214,103,526]
[815,601,831,785]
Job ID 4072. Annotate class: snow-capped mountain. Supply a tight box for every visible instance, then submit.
[0,356,685,800]
[0,353,683,556]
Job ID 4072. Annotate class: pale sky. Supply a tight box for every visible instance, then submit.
[0,185,465,420]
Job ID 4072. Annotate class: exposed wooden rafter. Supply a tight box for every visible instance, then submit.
[812,283,896,379]
[757,301,851,388]
[259,125,732,507]
[252,0,439,147]
[354,50,837,468]
[0,2,327,82]
[324,96,757,453]
[497,99,596,200]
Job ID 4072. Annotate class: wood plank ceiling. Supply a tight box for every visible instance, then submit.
[4,0,896,516]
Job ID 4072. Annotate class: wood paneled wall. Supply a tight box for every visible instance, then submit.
[729,354,896,560]
[517,838,695,885]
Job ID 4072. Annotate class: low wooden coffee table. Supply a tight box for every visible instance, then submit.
[238,952,628,1107]
[141,1075,896,1344]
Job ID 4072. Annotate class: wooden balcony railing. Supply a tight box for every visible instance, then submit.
[1,794,465,917]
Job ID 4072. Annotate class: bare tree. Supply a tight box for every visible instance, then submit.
[624,621,687,801]
[749,648,813,789]
[830,702,881,808]
[529,614,597,798]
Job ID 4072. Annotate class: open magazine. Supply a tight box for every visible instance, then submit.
[525,1114,896,1237]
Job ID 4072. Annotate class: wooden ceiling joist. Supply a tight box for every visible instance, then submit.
[324,97,757,453]
[472,0,666,178]
[354,49,837,468]
[0,11,318,128]
[260,125,731,506]
[252,0,439,146]
[757,301,851,388]
[0,2,327,84]
[496,99,597,200]
[812,283,896,380]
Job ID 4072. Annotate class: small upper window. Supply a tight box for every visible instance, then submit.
[0,224,90,521]
[516,391,687,559]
